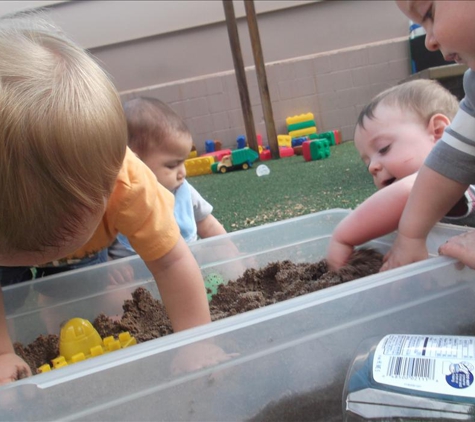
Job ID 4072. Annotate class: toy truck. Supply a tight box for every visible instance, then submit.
[211,147,259,174]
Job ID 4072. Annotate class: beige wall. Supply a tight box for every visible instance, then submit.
[0,1,413,147]
[121,37,411,152]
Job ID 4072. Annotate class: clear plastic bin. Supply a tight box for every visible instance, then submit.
[1,209,474,421]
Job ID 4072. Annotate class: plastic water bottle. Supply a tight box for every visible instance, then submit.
[344,334,475,421]
[256,164,270,177]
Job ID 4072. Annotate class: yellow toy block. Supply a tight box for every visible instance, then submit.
[277,135,292,148]
[289,127,317,138]
[286,113,314,126]
[184,156,214,177]
[188,150,198,159]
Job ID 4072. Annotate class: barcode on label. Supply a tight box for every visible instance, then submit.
[387,357,436,380]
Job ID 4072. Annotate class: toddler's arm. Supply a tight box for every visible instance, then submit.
[145,236,211,331]
[196,215,226,239]
[327,175,414,271]
[381,165,468,271]
[0,290,32,385]
[145,237,233,372]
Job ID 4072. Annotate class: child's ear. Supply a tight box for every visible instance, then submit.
[427,113,450,142]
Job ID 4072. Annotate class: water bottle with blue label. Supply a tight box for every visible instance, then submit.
[344,334,475,420]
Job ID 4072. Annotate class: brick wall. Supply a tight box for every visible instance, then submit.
[120,36,411,154]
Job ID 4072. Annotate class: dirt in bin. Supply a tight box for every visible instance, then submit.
[14,248,383,408]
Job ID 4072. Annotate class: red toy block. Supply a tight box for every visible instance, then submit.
[293,145,303,156]
[302,140,312,161]
[201,149,232,161]
[259,149,272,161]
[279,146,295,158]
[333,129,342,145]
[257,134,263,146]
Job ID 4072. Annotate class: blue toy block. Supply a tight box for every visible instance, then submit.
[291,136,308,147]
[205,139,215,153]
[236,135,246,149]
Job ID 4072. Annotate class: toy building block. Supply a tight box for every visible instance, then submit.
[291,136,308,147]
[236,135,246,149]
[286,113,314,126]
[188,145,198,159]
[293,145,303,156]
[333,129,342,145]
[302,140,312,162]
[259,149,272,161]
[279,146,295,158]
[256,134,263,146]
[289,126,317,139]
[38,318,137,373]
[184,156,214,177]
[277,134,292,148]
[214,140,222,151]
[309,139,331,160]
[310,131,336,146]
[287,120,317,133]
[302,139,330,161]
[201,149,232,162]
[205,139,215,153]
[204,273,225,301]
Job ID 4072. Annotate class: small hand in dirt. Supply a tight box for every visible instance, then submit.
[0,353,31,386]
[170,341,238,376]
[107,263,135,286]
[326,238,354,272]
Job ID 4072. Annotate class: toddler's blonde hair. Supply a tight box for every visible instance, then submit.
[357,79,459,129]
[0,14,127,254]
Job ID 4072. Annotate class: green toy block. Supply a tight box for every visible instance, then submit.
[309,139,330,160]
[309,132,336,146]
[287,120,316,132]
[204,273,225,301]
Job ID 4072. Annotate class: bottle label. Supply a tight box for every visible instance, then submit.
[373,334,475,397]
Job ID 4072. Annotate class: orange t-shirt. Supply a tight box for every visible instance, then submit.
[67,148,180,262]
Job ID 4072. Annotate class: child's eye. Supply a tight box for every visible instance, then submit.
[379,145,390,155]
[423,6,433,21]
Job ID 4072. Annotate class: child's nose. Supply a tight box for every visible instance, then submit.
[368,160,381,176]
[424,28,439,52]
[178,163,186,179]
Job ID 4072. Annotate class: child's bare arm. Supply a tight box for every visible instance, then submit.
[327,175,415,271]
[0,290,32,385]
[145,237,235,373]
[382,166,468,271]
[145,236,211,331]
[196,215,226,239]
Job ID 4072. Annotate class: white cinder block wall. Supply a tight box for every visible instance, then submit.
[120,37,411,153]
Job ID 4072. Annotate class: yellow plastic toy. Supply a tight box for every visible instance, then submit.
[184,156,214,177]
[277,135,292,148]
[38,318,137,373]
[285,112,314,126]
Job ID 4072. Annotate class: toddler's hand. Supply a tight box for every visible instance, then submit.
[107,263,135,286]
[380,234,428,272]
[0,353,31,386]
[326,239,354,271]
[439,230,475,270]
[170,341,238,375]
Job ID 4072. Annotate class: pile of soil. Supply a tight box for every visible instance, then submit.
[14,248,383,376]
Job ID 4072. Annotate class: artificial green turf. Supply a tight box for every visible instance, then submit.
[190,141,377,232]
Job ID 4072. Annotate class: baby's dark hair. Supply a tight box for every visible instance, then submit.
[123,97,190,157]
[356,79,459,130]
